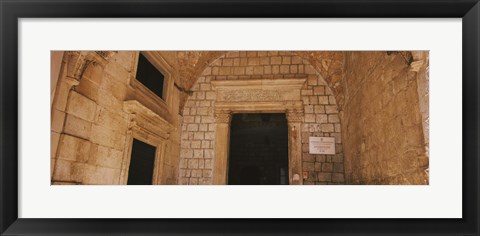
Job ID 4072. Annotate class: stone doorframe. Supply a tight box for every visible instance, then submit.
[210,79,306,185]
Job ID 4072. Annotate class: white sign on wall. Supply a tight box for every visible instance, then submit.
[309,137,336,155]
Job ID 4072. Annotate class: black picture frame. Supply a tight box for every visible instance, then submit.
[1,0,479,235]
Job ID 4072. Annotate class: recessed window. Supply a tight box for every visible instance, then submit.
[127,139,156,185]
[135,53,165,99]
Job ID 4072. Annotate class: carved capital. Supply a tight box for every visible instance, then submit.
[64,51,117,81]
[215,110,232,124]
[286,111,304,123]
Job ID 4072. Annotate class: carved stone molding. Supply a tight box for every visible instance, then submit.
[223,89,281,102]
[64,51,117,81]
[123,100,175,140]
[212,79,306,102]
[286,111,304,123]
[214,111,232,124]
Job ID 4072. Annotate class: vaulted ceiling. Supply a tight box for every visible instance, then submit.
[165,51,345,111]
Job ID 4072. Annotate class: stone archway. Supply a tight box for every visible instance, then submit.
[210,79,306,185]
[178,51,345,185]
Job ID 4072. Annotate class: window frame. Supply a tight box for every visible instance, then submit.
[129,51,175,112]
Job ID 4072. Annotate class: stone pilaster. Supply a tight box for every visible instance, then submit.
[213,110,232,184]
[286,110,304,185]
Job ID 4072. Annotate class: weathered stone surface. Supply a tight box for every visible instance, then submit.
[341,51,428,185]
[52,50,427,186]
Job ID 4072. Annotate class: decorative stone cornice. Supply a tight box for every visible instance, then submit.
[123,100,175,140]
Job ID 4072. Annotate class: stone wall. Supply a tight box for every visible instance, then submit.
[51,51,180,185]
[341,51,429,184]
[179,51,344,185]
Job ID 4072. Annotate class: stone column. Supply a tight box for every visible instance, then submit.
[286,110,304,185]
[213,110,232,185]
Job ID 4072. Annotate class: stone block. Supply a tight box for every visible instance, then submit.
[253,66,264,75]
[233,58,240,66]
[332,173,345,183]
[188,159,199,169]
[204,132,215,140]
[51,109,66,133]
[316,114,328,124]
[218,67,231,76]
[271,56,282,65]
[57,134,91,163]
[198,159,205,169]
[189,178,198,185]
[259,57,270,65]
[180,149,193,158]
[206,91,216,100]
[314,105,325,114]
[292,56,302,64]
[199,178,212,185]
[316,155,326,162]
[303,162,314,171]
[193,132,204,140]
[329,96,337,104]
[67,91,97,122]
[233,67,245,75]
[304,114,315,123]
[51,132,61,158]
[328,115,340,123]
[290,65,298,73]
[314,162,322,171]
[203,170,213,178]
[205,159,213,169]
[322,163,333,172]
[201,140,210,148]
[64,114,92,139]
[264,66,272,74]
[280,65,290,74]
[187,124,199,132]
[301,89,313,96]
[179,159,188,168]
[303,153,315,162]
[223,58,233,66]
[191,170,202,177]
[191,141,201,148]
[333,163,344,173]
[196,91,205,100]
[272,65,280,74]
[321,124,334,132]
[95,146,123,169]
[198,124,208,132]
[325,105,338,114]
[200,83,211,91]
[317,172,332,182]
[331,133,342,143]
[179,178,189,185]
[335,124,341,132]
[52,159,75,182]
[304,105,314,114]
[90,124,125,150]
[318,96,329,105]
[193,149,204,158]
[204,149,214,159]
[332,154,344,163]
[248,57,259,66]
[313,86,325,95]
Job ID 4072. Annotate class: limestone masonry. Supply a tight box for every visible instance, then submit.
[51,51,429,185]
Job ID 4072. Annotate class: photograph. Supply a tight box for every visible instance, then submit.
[50,50,429,185]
